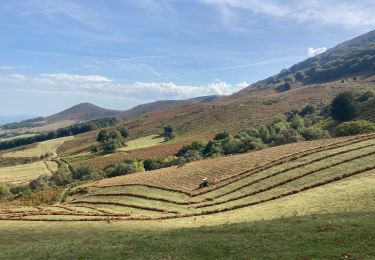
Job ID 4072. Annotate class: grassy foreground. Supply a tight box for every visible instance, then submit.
[0,211,374,259]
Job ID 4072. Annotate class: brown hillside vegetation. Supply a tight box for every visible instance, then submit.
[1,133,374,222]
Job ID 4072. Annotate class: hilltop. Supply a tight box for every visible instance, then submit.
[46,103,119,123]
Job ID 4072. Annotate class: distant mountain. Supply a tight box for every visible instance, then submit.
[46,103,120,123]
[244,30,375,91]
[116,95,224,118]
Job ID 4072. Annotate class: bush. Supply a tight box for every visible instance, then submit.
[0,183,10,196]
[72,167,104,181]
[295,71,305,81]
[164,126,175,141]
[29,174,51,190]
[104,160,144,178]
[299,105,316,117]
[213,132,230,141]
[50,171,74,186]
[276,81,291,92]
[10,185,30,195]
[330,92,359,122]
[290,114,305,130]
[300,127,330,141]
[203,140,224,157]
[119,127,129,138]
[356,91,374,103]
[335,120,375,137]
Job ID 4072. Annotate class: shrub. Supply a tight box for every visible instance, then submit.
[104,160,144,178]
[29,174,51,190]
[335,120,375,137]
[276,81,291,92]
[0,183,10,196]
[295,71,305,81]
[300,127,330,141]
[176,140,205,157]
[299,105,316,117]
[119,127,129,138]
[356,91,374,103]
[72,167,104,181]
[10,185,30,195]
[290,114,305,130]
[213,132,230,141]
[143,158,162,171]
[164,126,175,141]
[271,128,303,146]
[50,171,74,186]
[203,140,224,157]
[330,92,359,121]
[96,129,109,142]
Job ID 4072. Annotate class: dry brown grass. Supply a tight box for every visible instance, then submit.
[87,135,368,193]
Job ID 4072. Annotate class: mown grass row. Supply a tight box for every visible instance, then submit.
[196,150,375,209]
[75,138,375,206]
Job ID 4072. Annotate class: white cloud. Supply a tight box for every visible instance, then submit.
[307,47,327,57]
[201,0,375,29]
[0,73,246,104]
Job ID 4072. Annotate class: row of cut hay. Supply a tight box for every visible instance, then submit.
[191,134,375,196]
[3,165,374,222]
[84,134,375,198]
[71,135,375,209]
[74,142,375,207]
[69,200,180,214]
[207,142,375,201]
[84,135,371,193]
[195,149,375,208]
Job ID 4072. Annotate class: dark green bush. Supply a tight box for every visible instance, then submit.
[335,120,375,136]
[330,92,359,122]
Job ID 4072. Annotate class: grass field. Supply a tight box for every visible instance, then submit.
[2,136,74,158]
[0,134,37,142]
[0,133,374,258]
[0,160,57,185]
[0,212,373,259]
[119,134,165,152]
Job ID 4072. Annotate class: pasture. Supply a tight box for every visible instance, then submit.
[2,136,74,158]
[0,133,374,259]
[0,161,57,185]
[119,134,165,152]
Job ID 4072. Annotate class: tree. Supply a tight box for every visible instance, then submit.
[164,126,175,141]
[330,92,359,121]
[213,132,230,141]
[102,139,119,153]
[299,105,316,117]
[119,127,129,139]
[290,114,305,130]
[295,71,305,81]
[96,129,109,142]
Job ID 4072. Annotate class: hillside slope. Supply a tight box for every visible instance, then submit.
[116,95,223,119]
[46,103,119,123]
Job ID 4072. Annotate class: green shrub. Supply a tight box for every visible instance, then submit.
[335,120,375,136]
[72,167,104,181]
[50,171,74,186]
[300,127,330,141]
[0,183,10,196]
[330,92,359,122]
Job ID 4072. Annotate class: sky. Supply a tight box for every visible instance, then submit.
[0,0,375,116]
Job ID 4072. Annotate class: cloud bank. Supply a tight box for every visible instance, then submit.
[0,73,247,105]
[307,47,327,57]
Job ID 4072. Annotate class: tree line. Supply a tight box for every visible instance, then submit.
[0,117,119,151]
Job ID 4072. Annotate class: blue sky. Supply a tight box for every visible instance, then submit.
[0,0,374,116]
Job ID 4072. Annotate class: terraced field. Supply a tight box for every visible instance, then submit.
[1,133,374,221]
